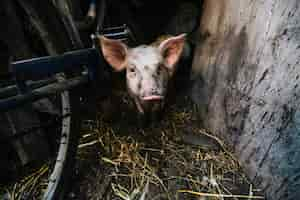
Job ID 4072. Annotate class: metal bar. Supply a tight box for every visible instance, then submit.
[103,30,128,38]
[12,48,98,80]
[0,78,56,99]
[0,74,88,112]
[102,24,127,32]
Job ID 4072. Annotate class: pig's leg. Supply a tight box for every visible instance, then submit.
[133,98,149,128]
[133,98,144,114]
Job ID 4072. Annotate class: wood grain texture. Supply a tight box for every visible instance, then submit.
[191,1,300,199]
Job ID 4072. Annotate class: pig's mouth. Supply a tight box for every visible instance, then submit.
[135,95,165,114]
[142,95,164,101]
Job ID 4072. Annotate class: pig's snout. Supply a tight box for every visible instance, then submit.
[140,82,165,102]
[140,96,164,114]
[141,88,164,101]
[142,95,164,101]
[139,87,164,113]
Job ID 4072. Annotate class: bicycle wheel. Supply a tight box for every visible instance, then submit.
[0,1,86,199]
[42,74,82,200]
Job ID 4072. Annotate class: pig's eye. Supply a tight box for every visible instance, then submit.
[157,69,161,76]
[157,65,163,75]
[129,67,136,73]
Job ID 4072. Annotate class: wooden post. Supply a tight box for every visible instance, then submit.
[191,1,300,199]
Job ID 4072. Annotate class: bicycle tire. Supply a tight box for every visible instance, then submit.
[42,74,81,200]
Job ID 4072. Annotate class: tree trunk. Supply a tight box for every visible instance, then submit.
[191,1,300,199]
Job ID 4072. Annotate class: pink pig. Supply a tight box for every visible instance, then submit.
[98,34,186,115]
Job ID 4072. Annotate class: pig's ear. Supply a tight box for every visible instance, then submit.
[159,33,186,70]
[99,36,128,71]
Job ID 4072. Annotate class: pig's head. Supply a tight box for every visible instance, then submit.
[99,34,186,115]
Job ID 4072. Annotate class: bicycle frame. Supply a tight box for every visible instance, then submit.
[0,1,137,199]
[0,47,102,112]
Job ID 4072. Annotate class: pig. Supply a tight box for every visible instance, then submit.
[98,33,186,118]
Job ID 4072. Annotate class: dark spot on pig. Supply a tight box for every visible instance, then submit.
[144,65,150,70]
[152,74,158,82]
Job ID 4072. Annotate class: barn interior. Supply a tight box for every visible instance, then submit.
[0,0,299,200]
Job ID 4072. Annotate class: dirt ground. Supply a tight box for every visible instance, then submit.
[65,88,265,200]
[0,87,265,200]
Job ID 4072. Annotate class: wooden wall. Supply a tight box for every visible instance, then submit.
[191,1,300,199]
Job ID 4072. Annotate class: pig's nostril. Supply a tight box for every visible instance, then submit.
[151,88,160,94]
[141,88,163,101]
